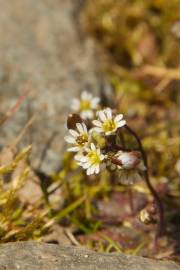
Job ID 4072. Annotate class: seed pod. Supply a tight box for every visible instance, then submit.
[67,114,83,130]
[139,209,153,225]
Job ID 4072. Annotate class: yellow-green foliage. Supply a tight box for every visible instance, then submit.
[84,0,180,67]
[0,146,45,242]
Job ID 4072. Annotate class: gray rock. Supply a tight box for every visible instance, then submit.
[0,242,179,270]
[0,0,101,173]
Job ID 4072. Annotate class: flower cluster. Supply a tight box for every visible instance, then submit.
[65,91,145,183]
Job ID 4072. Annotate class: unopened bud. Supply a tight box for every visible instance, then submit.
[67,114,83,130]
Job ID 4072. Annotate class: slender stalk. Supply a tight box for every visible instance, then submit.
[118,129,125,148]
[117,129,135,216]
[128,188,135,215]
[125,125,165,237]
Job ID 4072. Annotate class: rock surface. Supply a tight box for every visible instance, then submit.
[0,242,179,270]
[0,0,101,173]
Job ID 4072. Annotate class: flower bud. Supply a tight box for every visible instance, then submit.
[139,209,153,225]
[67,114,83,130]
[116,151,143,170]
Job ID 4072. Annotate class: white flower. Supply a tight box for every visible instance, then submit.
[71,91,100,119]
[65,123,90,152]
[92,108,126,136]
[75,143,105,175]
[115,151,146,185]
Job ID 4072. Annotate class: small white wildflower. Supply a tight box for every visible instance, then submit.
[71,91,100,119]
[75,143,105,175]
[116,151,146,185]
[65,122,90,152]
[92,108,126,136]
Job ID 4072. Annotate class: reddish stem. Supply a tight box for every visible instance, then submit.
[117,129,135,216]
[124,125,165,237]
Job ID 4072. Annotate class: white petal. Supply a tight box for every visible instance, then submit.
[67,146,80,152]
[80,111,88,119]
[92,127,103,133]
[82,91,92,101]
[64,136,76,144]
[95,165,100,174]
[85,110,94,119]
[115,114,123,122]
[98,110,107,122]
[76,123,84,133]
[91,97,100,108]
[100,154,105,161]
[116,120,126,128]
[87,167,92,175]
[80,156,88,162]
[116,151,123,157]
[90,165,96,174]
[82,162,91,169]
[81,110,93,119]
[91,143,96,151]
[91,165,96,174]
[81,91,88,100]
[89,128,94,134]
[82,123,87,133]
[105,108,112,119]
[74,155,81,161]
[84,146,91,153]
[92,120,102,127]
[75,154,84,161]
[69,129,79,137]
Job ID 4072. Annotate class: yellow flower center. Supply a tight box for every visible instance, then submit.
[80,100,91,111]
[87,151,100,165]
[102,119,116,132]
[76,133,88,146]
